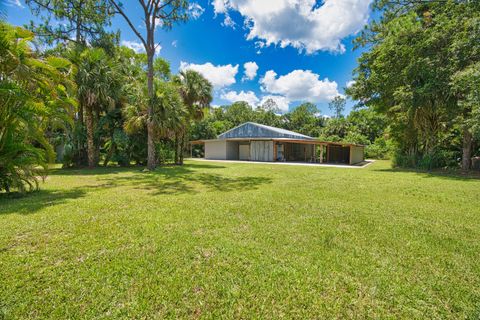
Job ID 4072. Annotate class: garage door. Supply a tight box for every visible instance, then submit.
[250,141,274,162]
[239,144,250,160]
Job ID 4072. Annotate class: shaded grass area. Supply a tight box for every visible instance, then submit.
[1,160,479,319]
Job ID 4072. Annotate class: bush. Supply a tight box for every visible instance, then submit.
[156,141,175,164]
[365,137,392,159]
[392,148,460,170]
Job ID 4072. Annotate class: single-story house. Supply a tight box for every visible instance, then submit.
[191,122,365,165]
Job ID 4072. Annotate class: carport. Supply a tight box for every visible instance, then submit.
[190,122,365,165]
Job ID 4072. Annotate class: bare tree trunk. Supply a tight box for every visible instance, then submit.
[179,131,185,165]
[75,101,85,166]
[78,101,84,125]
[94,108,100,166]
[86,105,95,168]
[462,127,472,171]
[146,47,156,170]
[174,133,179,165]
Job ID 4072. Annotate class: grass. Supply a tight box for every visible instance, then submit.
[1,160,480,319]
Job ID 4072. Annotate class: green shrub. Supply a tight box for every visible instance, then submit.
[365,137,392,159]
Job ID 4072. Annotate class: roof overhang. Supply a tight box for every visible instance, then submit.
[190,138,364,147]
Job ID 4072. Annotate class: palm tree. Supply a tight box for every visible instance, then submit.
[124,79,186,165]
[77,48,117,168]
[174,70,213,164]
[0,22,75,192]
[152,81,187,143]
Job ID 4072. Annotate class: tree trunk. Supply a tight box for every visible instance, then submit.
[86,105,95,168]
[462,127,472,171]
[94,108,100,166]
[179,131,185,165]
[174,133,179,165]
[146,29,156,170]
[74,101,85,167]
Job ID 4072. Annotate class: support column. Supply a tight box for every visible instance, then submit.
[273,142,277,162]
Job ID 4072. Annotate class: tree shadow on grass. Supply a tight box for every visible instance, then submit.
[98,164,272,195]
[48,163,227,176]
[373,167,480,181]
[49,166,138,176]
[0,187,88,215]
[0,163,270,214]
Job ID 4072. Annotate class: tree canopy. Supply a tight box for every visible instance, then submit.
[348,0,480,169]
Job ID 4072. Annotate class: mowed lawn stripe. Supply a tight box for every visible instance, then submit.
[1,160,479,319]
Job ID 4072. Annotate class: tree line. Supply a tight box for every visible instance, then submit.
[190,100,390,160]
[1,0,479,193]
[1,0,214,192]
[348,0,480,170]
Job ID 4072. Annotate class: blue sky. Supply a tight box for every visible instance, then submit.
[5,0,373,115]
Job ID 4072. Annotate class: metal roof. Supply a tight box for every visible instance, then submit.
[217,122,314,140]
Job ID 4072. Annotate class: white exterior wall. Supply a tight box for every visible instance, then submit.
[205,140,227,160]
[350,146,365,164]
[239,144,250,160]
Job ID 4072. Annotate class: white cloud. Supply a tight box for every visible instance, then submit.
[221,90,259,107]
[222,15,236,29]
[6,0,24,8]
[260,69,340,102]
[260,95,290,113]
[346,80,356,88]
[213,0,235,28]
[242,61,259,81]
[171,40,178,48]
[212,0,371,54]
[121,40,144,53]
[189,3,205,19]
[179,61,238,88]
[121,40,161,55]
[152,16,164,28]
[213,0,228,14]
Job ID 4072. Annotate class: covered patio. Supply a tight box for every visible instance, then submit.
[190,138,364,165]
[190,122,365,165]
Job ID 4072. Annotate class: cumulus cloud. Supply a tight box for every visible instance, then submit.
[346,80,356,88]
[212,0,228,14]
[221,90,259,107]
[260,69,340,102]
[188,3,205,19]
[222,15,236,28]
[121,40,144,53]
[121,40,161,55]
[213,0,236,28]
[260,95,290,113]
[211,0,371,54]
[220,90,291,113]
[242,61,259,81]
[179,61,238,88]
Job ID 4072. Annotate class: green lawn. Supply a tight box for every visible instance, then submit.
[1,160,479,319]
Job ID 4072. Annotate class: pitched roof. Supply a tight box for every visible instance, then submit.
[218,122,313,140]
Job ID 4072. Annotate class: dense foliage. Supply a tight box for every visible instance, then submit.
[348,0,480,170]
[190,100,389,159]
[1,0,479,192]
[0,23,75,192]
